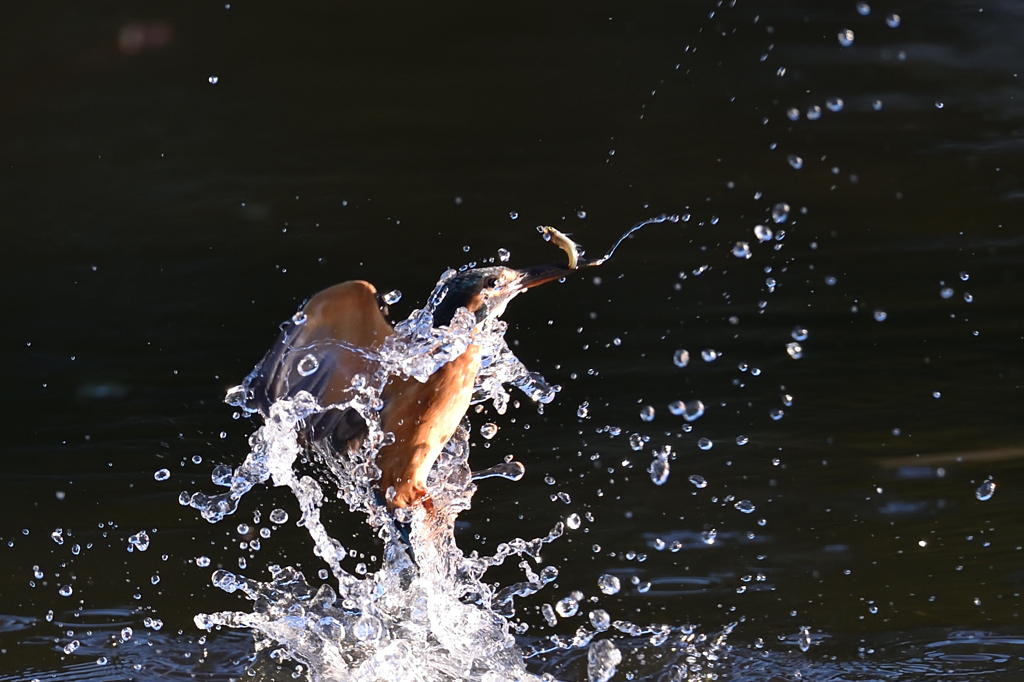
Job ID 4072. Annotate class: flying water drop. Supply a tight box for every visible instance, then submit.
[754,224,773,242]
[650,458,670,486]
[598,574,621,595]
[734,500,756,514]
[771,203,791,223]
[976,479,995,501]
[732,242,752,259]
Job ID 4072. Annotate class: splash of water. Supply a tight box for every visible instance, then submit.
[183,271,570,681]
[184,260,730,681]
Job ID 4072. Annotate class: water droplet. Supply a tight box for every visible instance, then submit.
[382,289,402,305]
[732,242,752,259]
[697,437,713,451]
[750,228,772,249]
[497,248,511,262]
[857,2,871,15]
[154,468,170,481]
[269,508,289,524]
[701,349,720,362]
[208,75,219,84]
[589,609,611,630]
[872,99,883,111]
[885,13,900,27]
[681,400,705,422]
[838,29,855,46]
[673,349,690,367]
[597,574,621,595]
[650,458,670,486]
[629,433,645,451]
[786,342,803,359]
[786,107,800,121]
[689,475,707,488]
[540,603,557,626]
[639,405,655,422]
[791,327,808,341]
[959,271,970,281]
[964,292,973,303]
[128,531,150,552]
[771,202,791,223]
[935,101,944,109]
[826,97,844,112]
[63,639,80,654]
[479,423,499,440]
[734,500,756,514]
[51,529,64,545]
[873,310,887,322]
[576,402,590,419]
[567,513,581,530]
[787,155,804,170]
[798,625,812,652]
[555,596,579,617]
[192,454,203,464]
[806,105,822,121]
[59,584,73,597]
[976,479,995,501]
[121,627,133,641]
[940,287,954,299]
[296,354,319,377]
[736,435,749,445]
[509,212,519,220]
[196,556,211,567]
[577,210,587,219]
[770,408,785,421]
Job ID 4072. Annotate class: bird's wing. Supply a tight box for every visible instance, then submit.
[244,281,394,445]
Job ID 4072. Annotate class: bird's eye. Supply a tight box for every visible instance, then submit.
[487,277,501,289]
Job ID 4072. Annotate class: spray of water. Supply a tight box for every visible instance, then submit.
[184,245,731,681]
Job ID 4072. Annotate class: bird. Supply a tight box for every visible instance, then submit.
[242,261,573,511]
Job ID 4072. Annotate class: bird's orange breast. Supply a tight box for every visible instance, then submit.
[376,344,482,508]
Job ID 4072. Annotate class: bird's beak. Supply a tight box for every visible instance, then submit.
[512,263,574,291]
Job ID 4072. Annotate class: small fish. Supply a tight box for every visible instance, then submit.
[537,226,582,270]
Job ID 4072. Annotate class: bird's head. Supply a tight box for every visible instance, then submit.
[431,263,571,328]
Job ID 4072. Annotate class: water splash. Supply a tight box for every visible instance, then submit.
[183,262,731,681]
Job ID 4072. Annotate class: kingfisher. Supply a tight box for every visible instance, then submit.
[243,257,575,510]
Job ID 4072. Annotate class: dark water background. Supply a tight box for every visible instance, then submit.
[2,0,1024,679]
